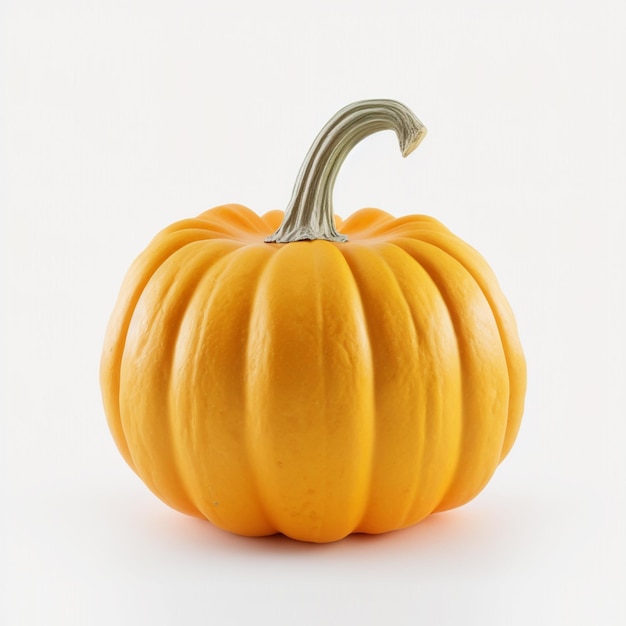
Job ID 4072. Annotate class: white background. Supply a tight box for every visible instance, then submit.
[2,0,625,624]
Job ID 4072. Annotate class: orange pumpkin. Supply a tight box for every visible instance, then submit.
[100,100,526,543]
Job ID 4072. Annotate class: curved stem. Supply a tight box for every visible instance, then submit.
[265,99,426,243]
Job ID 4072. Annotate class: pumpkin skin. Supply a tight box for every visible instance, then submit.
[100,203,526,543]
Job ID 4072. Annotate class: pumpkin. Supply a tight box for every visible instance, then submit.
[100,99,526,543]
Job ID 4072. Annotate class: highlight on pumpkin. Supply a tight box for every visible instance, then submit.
[100,99,526,543]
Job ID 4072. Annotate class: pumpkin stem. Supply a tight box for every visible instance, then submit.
[265,99,426,243]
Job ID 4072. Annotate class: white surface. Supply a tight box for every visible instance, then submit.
[2,0,625,624]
